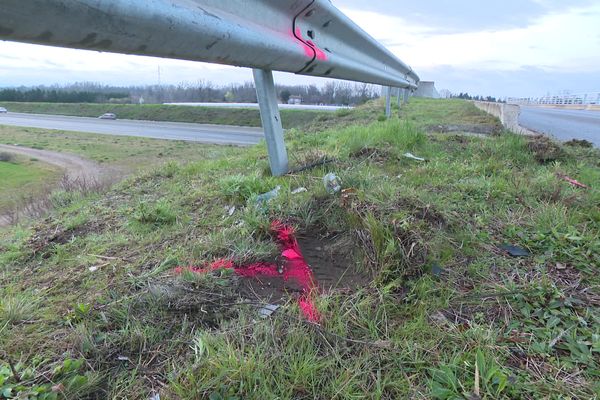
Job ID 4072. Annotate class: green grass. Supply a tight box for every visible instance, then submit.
[0,155,61,213]
[1,99,598,399]
[0,102,327,129]
[0,125,233,171]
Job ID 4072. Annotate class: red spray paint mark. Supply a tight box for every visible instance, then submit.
[175,221,321,322]
[293,27,328,62]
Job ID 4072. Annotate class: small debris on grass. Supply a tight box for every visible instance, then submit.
[117,356,130,362]
[255,186,281,205]
[259,304,280,318]
[340,188,358,207]
[148,393,160,400]
[403,152,427,162]
[500,244,530,257]
[291,187,308,194]
[51,384,65,393]
[431,263,445,278]
[557,173,589,189]
[226,206,236,216]
[323,173,342,194]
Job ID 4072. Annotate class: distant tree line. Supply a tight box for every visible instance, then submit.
[0,80,381,105]
[452,92,504,103]
[0,87,129,103]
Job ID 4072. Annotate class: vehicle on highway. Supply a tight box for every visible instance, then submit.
[98,113,117,120]
[0,107,7,113]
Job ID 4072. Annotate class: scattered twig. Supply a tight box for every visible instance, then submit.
[287,158,336,174]
[0,352,21,383]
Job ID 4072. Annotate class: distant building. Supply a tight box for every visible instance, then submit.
[288,95,302,105]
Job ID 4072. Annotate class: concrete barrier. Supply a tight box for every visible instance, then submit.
[473,101,535,135]
[414,81,440,99]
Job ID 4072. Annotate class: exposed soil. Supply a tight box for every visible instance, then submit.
[527,135,565,164]
[0,144,109,181]
[426,123,501,136]
[236,233,372,303]
[564,139,594,148]
[26,217,108,258]
[0,144,114,227]
[350,147,393,163]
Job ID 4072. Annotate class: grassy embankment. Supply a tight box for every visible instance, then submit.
[0,153,61,214]
[0,102,329,129]
[1,98,599,399]
[0,124,239,171]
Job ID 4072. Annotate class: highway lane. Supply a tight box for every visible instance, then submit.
[519,107,600,147]
[0,112,264,146]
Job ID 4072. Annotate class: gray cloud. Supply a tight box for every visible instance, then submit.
[335,0,595,33]
[420,65,600,97]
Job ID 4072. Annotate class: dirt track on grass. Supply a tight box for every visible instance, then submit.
[0,144,107,181]
[0,144,112,227]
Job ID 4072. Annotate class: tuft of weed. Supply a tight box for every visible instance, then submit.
[0,292,38,326]
[132,200,177,226]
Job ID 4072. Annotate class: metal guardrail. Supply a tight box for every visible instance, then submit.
[0,0,418,89]
[508,92,600,106]
[0,0,419,175]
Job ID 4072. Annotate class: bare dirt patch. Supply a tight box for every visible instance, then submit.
[349,147,393,163]
[236,233,372,303]
[0,145,115,227]
[527,135,565,164]
[426,123,501,136]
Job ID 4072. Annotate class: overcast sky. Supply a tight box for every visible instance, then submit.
[1,0,599,97]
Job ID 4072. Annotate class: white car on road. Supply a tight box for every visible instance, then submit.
[0,107,7,113]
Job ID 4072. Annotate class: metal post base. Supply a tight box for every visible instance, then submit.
[403,89,409,104]
[385,86,392,118]
[253,68,289,176]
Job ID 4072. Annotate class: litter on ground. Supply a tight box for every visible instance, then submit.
[500,244,531,257]
[557,173,589,189]
[323,173,342,194]
[403,152,427,162]
[259,304,280,318]
[291,187,308,194]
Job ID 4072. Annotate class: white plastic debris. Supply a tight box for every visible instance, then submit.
[256,186,281,204]
[259,304,280,318]
[291,187,308,194]
[403,152,426,162]
[323,173,342,194]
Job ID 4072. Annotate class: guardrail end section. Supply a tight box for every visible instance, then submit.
[253,69,289,176]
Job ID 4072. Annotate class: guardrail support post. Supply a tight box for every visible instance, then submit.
[403,89,409,104]
[397,88,402,109]
[253,68,288,176]
[385,86,392,118]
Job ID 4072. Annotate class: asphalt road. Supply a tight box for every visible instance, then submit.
[0,112,264,146]
[519,107,600,147]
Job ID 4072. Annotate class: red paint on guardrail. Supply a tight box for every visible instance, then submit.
[294,27,328,61]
